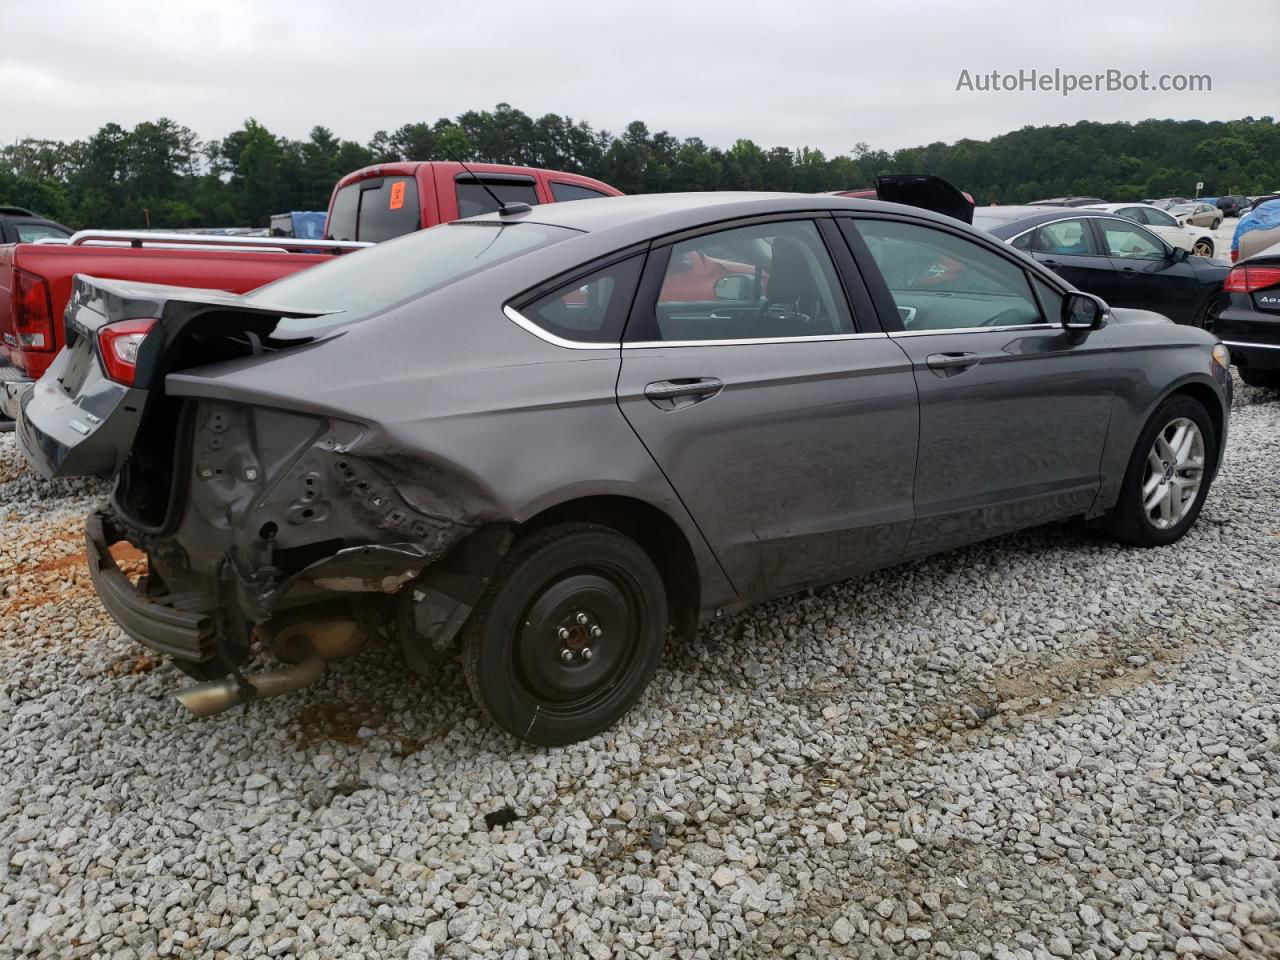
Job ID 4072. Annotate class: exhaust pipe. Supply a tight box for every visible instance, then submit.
[174,616,367,717]
[175,652,326,717]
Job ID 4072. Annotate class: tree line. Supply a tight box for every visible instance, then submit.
[2,105,1278,231]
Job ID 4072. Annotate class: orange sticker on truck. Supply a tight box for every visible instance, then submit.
[389,181,406,210]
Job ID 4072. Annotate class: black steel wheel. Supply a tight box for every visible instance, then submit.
[463,523,667,746]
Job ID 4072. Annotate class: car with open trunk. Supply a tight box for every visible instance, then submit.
[18,191,1232,745]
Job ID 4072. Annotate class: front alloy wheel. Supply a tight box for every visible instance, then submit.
[1140,417,1204,529]
[1105,396,1216,547]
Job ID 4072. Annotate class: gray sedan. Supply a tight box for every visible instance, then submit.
[17,193,1233,745]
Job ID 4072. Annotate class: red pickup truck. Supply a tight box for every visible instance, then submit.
[0,162,620,417]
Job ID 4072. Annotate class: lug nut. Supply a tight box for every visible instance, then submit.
[581,647,593,661]
[590,625,603,638]
[557,627,570,641]
[560,649,574,663]
[576,612,589,625]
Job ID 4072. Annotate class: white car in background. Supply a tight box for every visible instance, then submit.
[1085,203,1220,258]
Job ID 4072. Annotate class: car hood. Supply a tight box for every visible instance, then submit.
[1107,307,1173,327]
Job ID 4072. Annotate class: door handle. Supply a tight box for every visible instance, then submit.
[643,377,723,410]
[925,352,980,377]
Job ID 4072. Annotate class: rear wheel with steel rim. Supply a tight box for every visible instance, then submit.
[1191,238,1214,257]
[1105,396,1216,546]
[463,523,667,746]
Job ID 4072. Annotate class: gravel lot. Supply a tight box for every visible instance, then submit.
[1,378,1278,960]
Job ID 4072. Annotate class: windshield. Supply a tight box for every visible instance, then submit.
[247,220,580,337]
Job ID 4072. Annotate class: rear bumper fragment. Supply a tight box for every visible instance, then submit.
[0,370,32,420]
[86,511,218,663]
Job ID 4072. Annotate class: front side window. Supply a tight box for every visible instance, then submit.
[518,256,643,344]
[1031,218,1101,256]
[648,220,854,342]
[456,178,540,218]
[854,219,1044,331]
[1100,220,1167,260]
[550,182,610,203]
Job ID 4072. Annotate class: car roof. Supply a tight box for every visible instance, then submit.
[459,191,965,245]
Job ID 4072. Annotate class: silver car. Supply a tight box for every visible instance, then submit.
[17,192,1233,745]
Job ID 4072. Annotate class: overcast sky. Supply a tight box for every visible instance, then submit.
[2,0,1276,155]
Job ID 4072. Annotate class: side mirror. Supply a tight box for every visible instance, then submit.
[1169,246,1189,263]
[713,273,754,301]
[1062,291,1107,334]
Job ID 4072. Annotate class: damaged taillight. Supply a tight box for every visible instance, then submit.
[98,317,159,386]
[14,268,55,352]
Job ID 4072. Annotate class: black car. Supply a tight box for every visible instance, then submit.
[1028,196,1107,207]
[973,206,1229,327]
[1216,196,1251,218]
[1217,248,1280,387]
[0,206,72,243]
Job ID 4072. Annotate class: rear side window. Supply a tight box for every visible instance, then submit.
[1031,219,1101,256]
[326,176,420,243]
[456,178,540,218]
[518,256,644,344]
[550,182,610,203]
[15,222,70,242]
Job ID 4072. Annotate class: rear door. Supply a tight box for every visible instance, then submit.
[1016,216,1117,299]
[616,216,919,598]
[841,215,1115,556]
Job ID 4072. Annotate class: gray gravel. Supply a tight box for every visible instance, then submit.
[2,376,1278,960]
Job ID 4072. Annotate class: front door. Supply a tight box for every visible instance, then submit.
[616,217,920,598]
[1093,217,1202,325]
[843,216,1116,556]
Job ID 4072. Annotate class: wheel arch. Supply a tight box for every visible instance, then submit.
[517,494,704,641]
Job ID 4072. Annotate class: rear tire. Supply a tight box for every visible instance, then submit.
[462,523,667,746]
[1211,218,1222,230]
[1103,396,1216,547]
[1238,365,1280,389]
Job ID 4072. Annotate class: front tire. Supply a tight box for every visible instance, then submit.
[1104,396,1216,547]
[462,523,667,746]
[1191,238,1214,258]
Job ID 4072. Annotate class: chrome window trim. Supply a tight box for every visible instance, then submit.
[623,331,889,349]
[1222,340,1280,351]
[503,305,620,350]
[889,323,1059,338]
[1005,214,1169,257]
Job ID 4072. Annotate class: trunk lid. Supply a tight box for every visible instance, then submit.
[17,274,325,479]
[875,175,975,224]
